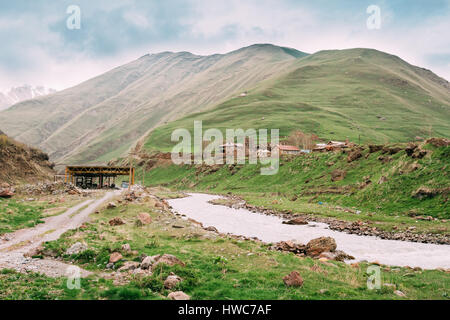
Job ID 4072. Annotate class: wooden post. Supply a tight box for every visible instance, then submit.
[129,167,132,187]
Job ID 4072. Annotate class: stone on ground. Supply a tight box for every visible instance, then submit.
[109,252,123,264]
[66,242,88,255]
[283,271,304,287]
[137,212,152,225]
[151,254,185,270]
[164,273,182,289]
[168,291,190,300]
[109,217,125,226]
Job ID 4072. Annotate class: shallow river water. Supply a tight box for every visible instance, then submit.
[168,193,450,269]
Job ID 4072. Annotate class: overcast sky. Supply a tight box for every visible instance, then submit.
[0,0,449,91]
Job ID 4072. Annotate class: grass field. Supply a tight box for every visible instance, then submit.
[3,190,447,300]
[0,195,86,236]
[141,142,449,236]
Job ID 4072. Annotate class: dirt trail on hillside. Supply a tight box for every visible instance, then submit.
[0,190,120,277]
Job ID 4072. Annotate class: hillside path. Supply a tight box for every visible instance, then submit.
[0,190,120,277]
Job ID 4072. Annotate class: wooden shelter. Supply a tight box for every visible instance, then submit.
[65,166,135,189]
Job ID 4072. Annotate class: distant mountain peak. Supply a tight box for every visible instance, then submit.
[0,85,56,111]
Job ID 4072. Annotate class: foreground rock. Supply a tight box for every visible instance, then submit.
[106,202,117,209]
[270,237,354,262]
[164,273,182,289]
[141,255,159,269]
[109,217,125,226]
[117,261,140,272]
[136,212,152,226]
[318,250,355,262]
[270,241,305,254]
[305,237,337,257]
[168,291,190,300]
[66,242,88,255]
[152,254,185,270]
[109,252,123,264]
[0,188,14,198]
[283,271,303,287]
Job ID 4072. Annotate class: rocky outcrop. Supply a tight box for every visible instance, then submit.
[0,132,54,184]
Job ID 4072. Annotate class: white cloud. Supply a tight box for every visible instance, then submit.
[0,0,449,92]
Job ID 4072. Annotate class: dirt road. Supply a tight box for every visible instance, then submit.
[0,190,120,277]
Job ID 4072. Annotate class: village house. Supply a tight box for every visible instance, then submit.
[313,140,349,152]
[274,144,301,155]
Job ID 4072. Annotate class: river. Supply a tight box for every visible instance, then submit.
[168,193,450,269]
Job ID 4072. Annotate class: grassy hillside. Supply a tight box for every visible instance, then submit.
[0,44,305,165]
[141,141,449,237]
[144,48,450,152]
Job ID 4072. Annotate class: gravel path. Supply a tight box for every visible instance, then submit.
[0,190,120,277]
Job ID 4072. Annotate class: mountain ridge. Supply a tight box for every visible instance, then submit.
[1,45,449,164]
[144,47,450,151]
[0,44,306,164]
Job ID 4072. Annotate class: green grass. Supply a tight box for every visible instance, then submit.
[5,197,448,300]
[142,143,449,235]
[0,199,47,235]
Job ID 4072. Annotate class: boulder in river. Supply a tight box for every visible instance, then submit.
[283,217,308,225]
[306,237,337,257]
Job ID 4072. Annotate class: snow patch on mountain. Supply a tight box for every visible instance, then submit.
[0,85,57,111]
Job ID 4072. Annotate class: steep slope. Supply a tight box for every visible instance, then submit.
[0,131,54,184]
[144,48,450,151]
[0,44,306,164]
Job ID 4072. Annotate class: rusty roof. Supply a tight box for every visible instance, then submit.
[277,145,300,151]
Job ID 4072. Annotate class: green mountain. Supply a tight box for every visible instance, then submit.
[0,44,305,164]
[145,48,450,151]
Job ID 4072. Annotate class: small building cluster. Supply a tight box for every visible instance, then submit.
[214,139,351,158]
[273,140,350,156]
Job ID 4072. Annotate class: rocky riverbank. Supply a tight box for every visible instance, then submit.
[208,196,450,245]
